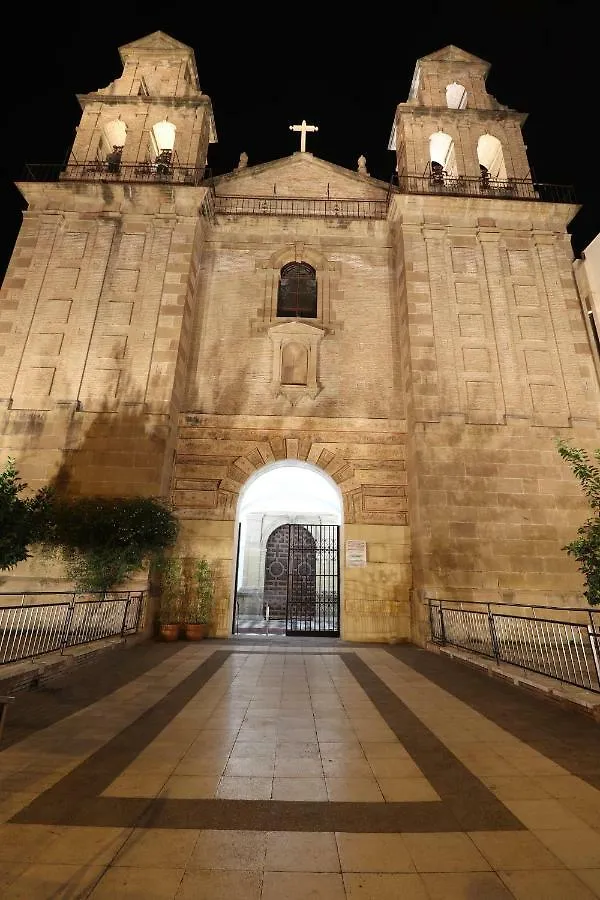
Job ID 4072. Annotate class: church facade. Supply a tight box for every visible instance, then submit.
[1,32,598,641]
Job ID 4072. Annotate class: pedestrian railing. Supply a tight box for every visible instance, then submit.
[0,591,145,665]
[428,598,600,692]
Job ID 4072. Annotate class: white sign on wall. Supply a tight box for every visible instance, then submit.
[345,540,367,567]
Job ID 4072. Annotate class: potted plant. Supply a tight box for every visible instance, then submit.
[184,556,214,640]
[157,557,184,641]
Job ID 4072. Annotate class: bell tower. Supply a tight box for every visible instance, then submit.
[0,31,216,514]
[389,46,599,633]
[389,45,531,187]
[69,31,216,175]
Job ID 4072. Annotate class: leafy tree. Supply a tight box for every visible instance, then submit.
[42,495,179,593]
[0,457,52,570]
[556,439,600,605]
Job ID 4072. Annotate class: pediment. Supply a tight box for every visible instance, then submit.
[268,321,325,339]
[418,44,490,71]
[119,31,193,61]
[211,153,389,201]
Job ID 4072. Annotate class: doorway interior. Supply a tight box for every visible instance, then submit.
[232,462,343,637]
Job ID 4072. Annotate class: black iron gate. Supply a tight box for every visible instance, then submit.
[233,523,340,637]
[286,524,340,636]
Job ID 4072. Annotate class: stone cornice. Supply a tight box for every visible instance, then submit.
[395,103,528,127]
[77,93,212,110]
[15,179,209,217]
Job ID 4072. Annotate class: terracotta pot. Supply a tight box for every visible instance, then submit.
[185,623,209,641]
[159,623,180,642]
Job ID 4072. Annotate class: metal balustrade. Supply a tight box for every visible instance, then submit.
[212,195,390,219]
[23,162,204,186]
[397,174,576,203]
[0,591,145,665]
[429,598,600,692]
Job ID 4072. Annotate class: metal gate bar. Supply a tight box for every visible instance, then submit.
[286,524,340,637]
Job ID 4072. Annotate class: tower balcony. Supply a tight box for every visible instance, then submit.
[396,172,575,204]
[22,158,205,187]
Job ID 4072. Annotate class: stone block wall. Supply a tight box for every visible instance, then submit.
[185,209,399,420]
[343,523,412,642]
[395,194,597,429]
[409,420,595,611]
[0,181,210,590]
[395,192,600,635]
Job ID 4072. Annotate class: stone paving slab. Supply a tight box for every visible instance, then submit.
[0,638,598,898]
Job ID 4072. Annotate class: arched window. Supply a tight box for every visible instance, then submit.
[446,82,467,109]
[276,262,317,318]
[100,119,127,172]
[477,134,507,182]
[429,131,457,181]
[150,120,176,173]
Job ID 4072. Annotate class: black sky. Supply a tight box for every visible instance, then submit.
[2,1,597,281]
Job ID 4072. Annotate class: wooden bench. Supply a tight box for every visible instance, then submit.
[0,695,15,745]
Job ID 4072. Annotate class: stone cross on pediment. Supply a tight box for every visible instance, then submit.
[289,119,318,152]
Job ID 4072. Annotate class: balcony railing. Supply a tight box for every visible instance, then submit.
[211,194,390,219]
[397,173,576,203]
[429,598,600,692]
[23,161,205,187]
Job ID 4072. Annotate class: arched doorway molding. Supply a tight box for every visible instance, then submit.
[232,460,343,635]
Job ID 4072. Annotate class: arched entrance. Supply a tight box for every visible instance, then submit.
[232,462,342,636]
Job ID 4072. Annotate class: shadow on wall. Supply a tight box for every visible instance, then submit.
[53,370,170,499]
[0,365,176,592]
[186,335,253,415]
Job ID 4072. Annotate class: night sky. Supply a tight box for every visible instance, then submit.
[2,1,597,281]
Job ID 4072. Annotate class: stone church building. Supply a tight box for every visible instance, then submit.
[1,31,598,641]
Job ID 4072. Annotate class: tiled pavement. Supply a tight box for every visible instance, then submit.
[1,639,600,898]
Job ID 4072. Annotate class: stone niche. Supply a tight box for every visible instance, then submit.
[267,321,324,404]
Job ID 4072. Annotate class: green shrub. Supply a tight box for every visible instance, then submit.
[0,458,52,571]
[42,495,179,593]
[557,439,600,605]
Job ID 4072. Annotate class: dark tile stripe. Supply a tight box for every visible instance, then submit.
[12,650,233,822]
[1,641,188,749]
[11,649,523,833]
[342,653,523,832]
[21,797,468,832]
[386,645,600,787]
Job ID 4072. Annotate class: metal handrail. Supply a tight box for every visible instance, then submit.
[428,597,599,613]
[0,591,145,665]
[212,195,390,219]
[396,173,575,204]
[428,598,600,692]
[22,162,205,186]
